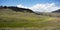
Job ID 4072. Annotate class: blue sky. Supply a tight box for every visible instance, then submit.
[0,0,60,12]
[0,0,60,6]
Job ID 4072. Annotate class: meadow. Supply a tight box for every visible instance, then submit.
[0,9,60,30]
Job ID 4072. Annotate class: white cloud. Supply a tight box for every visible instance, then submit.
[17,3,60,12]
[17,4,28,8]
[30,3,60,12]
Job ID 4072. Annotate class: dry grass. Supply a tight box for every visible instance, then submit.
[0,8,60,30]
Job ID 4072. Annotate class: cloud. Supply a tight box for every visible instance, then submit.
[17,4,28,8]
[30,3,60,12]
[17,3,60,12]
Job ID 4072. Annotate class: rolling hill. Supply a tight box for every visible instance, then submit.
[0,6,60,30]
[0,6,34,13]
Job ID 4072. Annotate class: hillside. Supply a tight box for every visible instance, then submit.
[52,9,60,13]
[50,9,60,17]
[0,8,51,27]
[0,7,60,30]
[0,6,34,13]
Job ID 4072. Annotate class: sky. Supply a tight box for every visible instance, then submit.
[0,0,60,12]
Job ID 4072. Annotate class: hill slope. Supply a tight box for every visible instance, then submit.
[0,8,51,27]
[52,9,60,13]
[0,8,60,30]
[0,6,34,13]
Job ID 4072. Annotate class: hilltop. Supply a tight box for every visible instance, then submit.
[0,6,34,13]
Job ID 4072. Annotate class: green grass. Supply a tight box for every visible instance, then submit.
[0,9,60,28]
[0,12,51,27]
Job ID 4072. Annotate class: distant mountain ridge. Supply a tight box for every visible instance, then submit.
[52,9,60,13]
[0,6,34,13]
